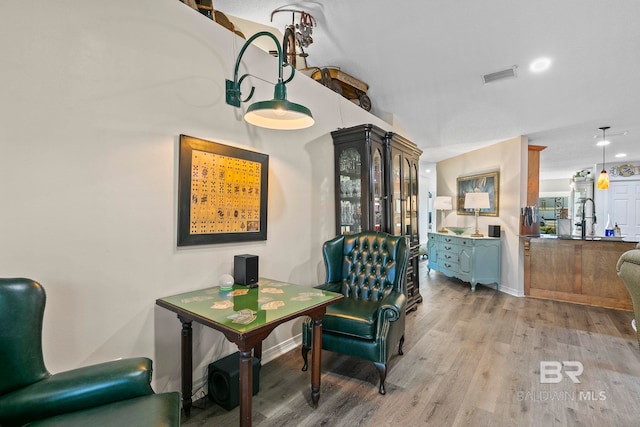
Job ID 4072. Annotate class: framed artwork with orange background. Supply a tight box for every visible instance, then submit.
[178,135,268,245]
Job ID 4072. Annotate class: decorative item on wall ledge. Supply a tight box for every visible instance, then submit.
[610,163,640,178]
[456,171,499,216]
[178,135,268,246]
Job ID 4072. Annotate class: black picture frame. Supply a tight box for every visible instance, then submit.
[178,135,268,246]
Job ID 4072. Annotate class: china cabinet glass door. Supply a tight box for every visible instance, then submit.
[410,163,419,242]
[392,153,402,235]
[372,148,384,231]
[403,158,412,236]
[338,148,362,234]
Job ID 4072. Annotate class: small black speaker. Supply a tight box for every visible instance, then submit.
[234,254,258,287]
[207,352,260,411]
[488,225,501,237]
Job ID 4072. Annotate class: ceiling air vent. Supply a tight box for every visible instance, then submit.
[482,66,517,84]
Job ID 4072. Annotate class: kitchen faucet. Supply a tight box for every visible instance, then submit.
[581,197,596,239]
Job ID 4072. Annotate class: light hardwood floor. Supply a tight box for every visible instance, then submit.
[183,260,640,426]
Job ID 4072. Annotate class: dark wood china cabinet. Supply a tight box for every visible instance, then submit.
[331,124,423,312]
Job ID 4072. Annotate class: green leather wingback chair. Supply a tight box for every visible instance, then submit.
[0,278,181,427]
[617,244,640,348]
[301,231,408,394]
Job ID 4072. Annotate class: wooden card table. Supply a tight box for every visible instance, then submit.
[156,278,343,427]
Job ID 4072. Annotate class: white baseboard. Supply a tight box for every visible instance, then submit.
[475,282,523,297]
[261,334,302,365]
[497,284,524,297]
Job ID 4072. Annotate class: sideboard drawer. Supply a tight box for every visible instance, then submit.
[442,235,459,245]
[442,240,458,254]
[440,259,459,275]
[441,259,459,269]
[442,243,458,252]
[438,251,458,264]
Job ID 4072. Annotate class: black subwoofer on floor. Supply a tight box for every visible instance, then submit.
[207,351,260,410]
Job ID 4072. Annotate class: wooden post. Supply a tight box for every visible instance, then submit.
[521,145,546,236]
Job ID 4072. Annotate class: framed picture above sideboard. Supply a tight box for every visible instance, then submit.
[456,171,499,216]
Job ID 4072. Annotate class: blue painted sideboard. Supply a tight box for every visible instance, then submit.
[427,232,501,291]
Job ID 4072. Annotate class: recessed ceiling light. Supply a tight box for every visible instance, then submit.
[615,153,627,158]
[530,57,551,73]
[596,140,610,146]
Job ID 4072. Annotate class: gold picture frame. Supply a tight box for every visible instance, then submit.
[456,171,499,216]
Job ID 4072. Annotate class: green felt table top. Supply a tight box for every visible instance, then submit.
[157,277,342,333]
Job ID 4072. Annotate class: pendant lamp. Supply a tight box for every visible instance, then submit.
[597,126,610,190]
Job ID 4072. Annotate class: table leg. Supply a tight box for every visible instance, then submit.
[311,315,323,408]
[253,341,262,360]
[179,316,193,416]
[239,349,253,427]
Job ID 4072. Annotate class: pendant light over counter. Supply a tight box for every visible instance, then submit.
[597,126,610,190]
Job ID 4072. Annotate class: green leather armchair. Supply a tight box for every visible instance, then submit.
[301,231,408,394]
[617,244,640,348]
[0,278,181,427]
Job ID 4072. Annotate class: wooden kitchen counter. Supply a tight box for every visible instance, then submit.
[523,236,637,310]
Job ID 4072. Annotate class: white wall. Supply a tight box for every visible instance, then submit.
[436,136,528,296]
[0,0,396,394]
[540,178,571,197]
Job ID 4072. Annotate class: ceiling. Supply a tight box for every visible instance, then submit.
[214,0,640,180]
